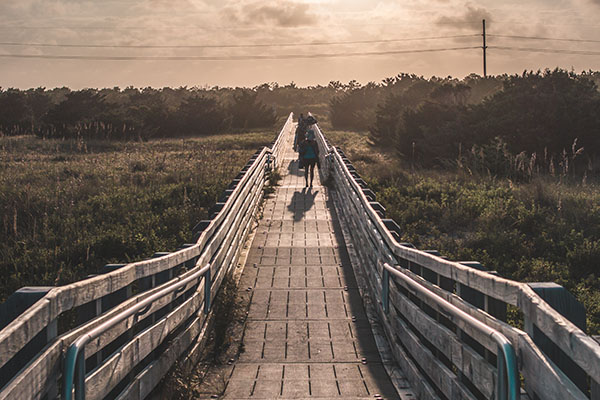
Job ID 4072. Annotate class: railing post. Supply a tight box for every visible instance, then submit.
[525,282,587,394]
[74,348,86,400]
[496,344,507,400]
[204,268,211,314]
[382,267,390,314]
[0,286,57,394]
[593,336,600,400]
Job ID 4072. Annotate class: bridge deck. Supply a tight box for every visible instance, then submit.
[221,130,401,399]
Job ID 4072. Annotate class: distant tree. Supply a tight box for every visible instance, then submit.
[429,83,471,106]
[176,96,230,136]
[0,89,30,135]
[26,88,52,131]
[43,90,105,134]
[229,90,276,130]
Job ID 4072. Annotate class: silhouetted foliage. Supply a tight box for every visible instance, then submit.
[0,86,284,140]
[176,96,230,136]
[370,69,600,176]
[229,90,276,129]
[0,89,31,135]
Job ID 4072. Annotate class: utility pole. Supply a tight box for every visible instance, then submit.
[482,19,487,78]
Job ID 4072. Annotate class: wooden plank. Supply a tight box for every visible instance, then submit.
[0,276,204,400]
[386,304,477,400]
[378,310,441,400]
[330,141,600,400]
[331,147,522,306]
[0,150,269,370]
[85,277,208,399]
[0,341,62,400]
[331,188,441,400]
[519,284,600,384]
[332,155,505,399]
[387,280,496,399]
[115,311,215,400]
[389,263,520,350]
[84,150,266,398]
[518,334,588,400]
[331,187,456,400]
[333,155,489,399]
[0,151,269,400]
[207,165,264,278]
[331,162,396,264]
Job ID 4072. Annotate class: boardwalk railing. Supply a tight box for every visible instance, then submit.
[312,122,600,400]
[2,112,599,400]
[0,113,294,400]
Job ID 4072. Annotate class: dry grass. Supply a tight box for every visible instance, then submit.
[0,131,275,302]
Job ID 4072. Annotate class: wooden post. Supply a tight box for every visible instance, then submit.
[0,286,56,394]
[101,264,130,312]
[100,265,131,368]
[526,283,587,394]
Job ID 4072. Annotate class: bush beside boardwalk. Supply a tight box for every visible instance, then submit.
[0,132,274,303]
[326,129,600,335]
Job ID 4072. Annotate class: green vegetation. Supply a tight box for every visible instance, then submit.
[2,68,599,334]
[0,131,274,302]
[326,129,600,335]
[0,87,278,140]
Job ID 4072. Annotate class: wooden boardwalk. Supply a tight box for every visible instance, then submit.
[222,130,401,399]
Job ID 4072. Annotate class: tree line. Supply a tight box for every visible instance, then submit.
[0,87,281,140]
[2,70,600,178]
[328,69,600,178]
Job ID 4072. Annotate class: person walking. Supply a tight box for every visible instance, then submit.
[299,130,320,187]
[294,113,306,151]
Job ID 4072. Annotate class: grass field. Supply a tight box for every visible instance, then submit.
[0,131,275,302]
[324,129,600,335]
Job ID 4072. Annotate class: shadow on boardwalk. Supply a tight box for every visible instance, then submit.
[288,188,318,221]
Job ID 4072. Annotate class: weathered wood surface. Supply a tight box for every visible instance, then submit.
[519,283,600,382]
[387,280,496,399]
[85,284,208,399]
[329,170,483,399]
[0,114,292,400]
[112,118,275,400]
[313,122,600,400]
[82,136,270,398]
[0,146,271,373]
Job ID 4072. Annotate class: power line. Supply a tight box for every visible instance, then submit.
[488,34,600,44]
[490,46,600,56]
[0,46,480,61]
[0,35,480,49]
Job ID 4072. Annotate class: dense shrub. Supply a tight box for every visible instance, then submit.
[371,69,600,176]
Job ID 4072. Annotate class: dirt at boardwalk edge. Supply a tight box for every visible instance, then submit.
[150,187,276,399]
[149,250,254,399]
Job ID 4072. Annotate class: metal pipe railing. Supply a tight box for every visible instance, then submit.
[63,263,211,400]
[382,262,519,400]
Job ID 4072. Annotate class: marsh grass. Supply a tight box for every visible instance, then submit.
[326,130,600,334]
[0,131,274,302]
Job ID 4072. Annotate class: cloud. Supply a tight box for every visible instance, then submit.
[435,2,492,30]
[222,0,317,27]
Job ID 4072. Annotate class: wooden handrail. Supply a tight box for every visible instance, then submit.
[0,112,295,400]
[313,122,600,399]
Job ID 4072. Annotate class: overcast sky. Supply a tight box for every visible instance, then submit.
[1,0,599,89]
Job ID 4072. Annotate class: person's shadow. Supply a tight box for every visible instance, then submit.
[288,188,318,221]
[287,159,304,177]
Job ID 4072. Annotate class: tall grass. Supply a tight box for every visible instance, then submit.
[325,129,600,335]
[0,132,274,302]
